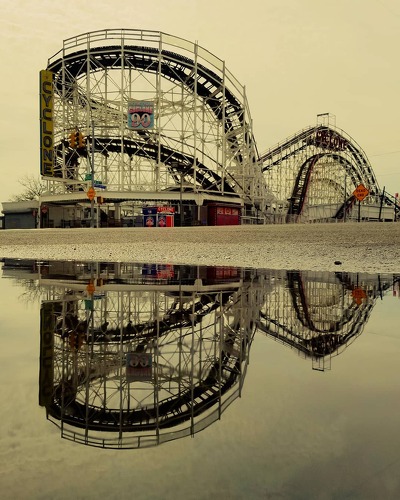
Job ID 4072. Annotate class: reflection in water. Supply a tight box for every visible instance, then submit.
[37,262,258,449]
[258,270,396,371]
[2,259,399,449]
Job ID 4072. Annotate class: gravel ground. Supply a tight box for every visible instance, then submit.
[1,222,399,273]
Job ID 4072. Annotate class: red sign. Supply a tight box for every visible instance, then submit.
[157,206,175,213]
[353,184,369,202]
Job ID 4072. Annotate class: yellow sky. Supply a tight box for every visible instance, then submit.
[1,0,399,201]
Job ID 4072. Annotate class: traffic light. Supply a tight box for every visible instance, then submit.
[77,131,86,149]
[68,130,86,149]
[69,131,77,148]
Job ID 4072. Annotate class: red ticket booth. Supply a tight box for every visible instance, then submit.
[207,203,241,225]
[143,206,175,227]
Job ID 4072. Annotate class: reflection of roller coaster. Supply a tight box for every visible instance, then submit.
[3,259,397,446]
[258,269,395,370]
[38,262,259,448]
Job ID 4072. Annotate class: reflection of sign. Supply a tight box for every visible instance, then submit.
[86,282,95,295]
[352,287,367,305]
[142,264,174,280]
[353,184,369,202]
[156,264,174,279]
[127,100,154,129]
[126,352,152,381]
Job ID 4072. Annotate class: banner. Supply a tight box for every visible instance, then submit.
[127,100,154,129]
[40,70,54,175]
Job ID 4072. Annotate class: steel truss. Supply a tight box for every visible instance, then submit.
[45,29,265,210]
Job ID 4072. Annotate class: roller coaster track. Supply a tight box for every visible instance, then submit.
[287,153,368,221]
[55,137,239,195]
[260,125,378,190]
[48,349,244,433]
[57,290,232,343]
[257,272,393,358]
[48,288,254,434]
[43,31,397,215]
[259,124,397,219]
[48,45,244,138]
[47,42,257,198]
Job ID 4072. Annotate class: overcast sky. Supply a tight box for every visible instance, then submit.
[1,0,399,203]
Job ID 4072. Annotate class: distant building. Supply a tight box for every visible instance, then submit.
[1,200,39,229]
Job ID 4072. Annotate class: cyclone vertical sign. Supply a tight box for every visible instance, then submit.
[127,100,154,130]
[40,70,54,176]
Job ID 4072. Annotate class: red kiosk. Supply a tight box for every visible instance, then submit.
[207,203,241,225]
[143,206,175,227]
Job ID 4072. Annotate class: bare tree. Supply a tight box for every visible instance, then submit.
[11,175,47,201]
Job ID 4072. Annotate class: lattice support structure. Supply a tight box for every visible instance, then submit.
[259,117,383,222]
[43,29,266,212]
